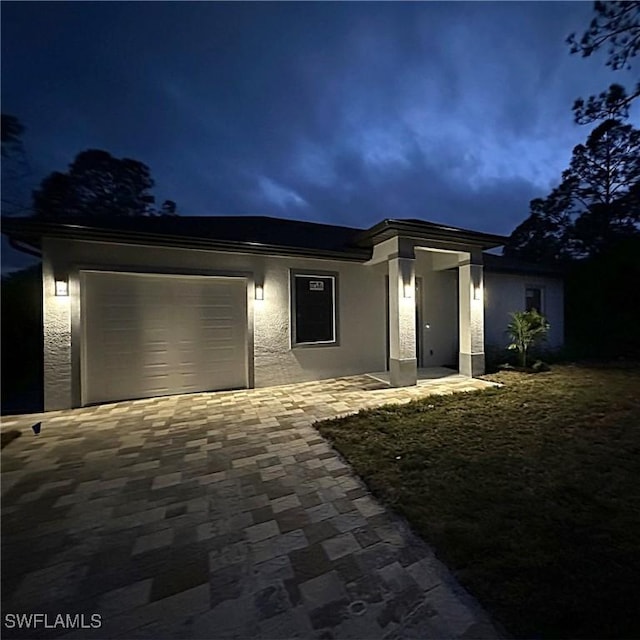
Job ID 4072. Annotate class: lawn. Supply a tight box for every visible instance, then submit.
[316,364,640,639]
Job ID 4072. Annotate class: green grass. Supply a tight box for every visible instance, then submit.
[316,364,640,639]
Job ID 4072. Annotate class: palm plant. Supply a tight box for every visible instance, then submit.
[507,310,550,368]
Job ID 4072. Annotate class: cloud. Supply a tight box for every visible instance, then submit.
[257,177,308,210]
[2,0,638,258]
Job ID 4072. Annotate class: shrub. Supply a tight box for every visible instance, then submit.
[506,310,550,368]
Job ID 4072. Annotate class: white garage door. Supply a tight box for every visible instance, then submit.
[81,271,248,405]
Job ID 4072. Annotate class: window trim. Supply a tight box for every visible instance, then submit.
[525,284,545,314]
[290,269,340,348]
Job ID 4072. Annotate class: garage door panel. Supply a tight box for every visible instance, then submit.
[188,329,235,342]
[82,271,248,405]
[144,339,172,349]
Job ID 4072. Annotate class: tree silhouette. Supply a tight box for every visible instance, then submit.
[565,119,640,253]
[1,113,32,215]
[506,119,639,260]
[504,184,575,263]
[567,1,640,124]
[33,149,178,218]
[1,114,24,157]
[160,199,179,216]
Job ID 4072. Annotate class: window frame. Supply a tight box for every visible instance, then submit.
[525,285,545,314]
[290,270,339,348]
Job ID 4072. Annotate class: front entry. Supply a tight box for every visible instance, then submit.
[384,275,422,371]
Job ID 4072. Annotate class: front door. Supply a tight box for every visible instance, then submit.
[415,277,423,366]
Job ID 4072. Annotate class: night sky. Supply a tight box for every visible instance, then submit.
[2,1,638,271]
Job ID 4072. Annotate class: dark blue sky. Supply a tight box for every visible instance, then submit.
[2,1,638,270]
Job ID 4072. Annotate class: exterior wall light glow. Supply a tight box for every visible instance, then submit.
[55,278,69,297]
[255,284,264,301]
[403,283,413,299]
[473,284,481,300]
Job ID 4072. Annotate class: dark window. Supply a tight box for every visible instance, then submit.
[293,275,336,344]
[525,287,542,313]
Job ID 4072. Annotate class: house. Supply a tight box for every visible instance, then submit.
[2,215,564,411]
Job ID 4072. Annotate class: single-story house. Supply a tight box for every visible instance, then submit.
[2,215,564,411]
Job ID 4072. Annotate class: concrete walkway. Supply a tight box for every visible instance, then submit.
[1,374,500,639]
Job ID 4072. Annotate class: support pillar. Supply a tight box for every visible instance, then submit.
[458,261,485,376]
[388,255,417,386]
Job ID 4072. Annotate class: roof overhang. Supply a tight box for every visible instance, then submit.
[2,216,509,264]
[483,254,565,278]
[355,219,507,251]
[1,217,371,262]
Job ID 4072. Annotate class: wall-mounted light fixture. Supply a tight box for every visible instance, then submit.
[472,268,483,300]
[55,276,69,297]
[255,284,264,301]
[403,282,413,299]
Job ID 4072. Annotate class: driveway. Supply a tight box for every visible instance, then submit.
[1,374,500,639]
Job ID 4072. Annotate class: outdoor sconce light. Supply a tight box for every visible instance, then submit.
[403,282,413,299]
[55,277,69,297]
[472,269,483,300]
[255,284,264,301]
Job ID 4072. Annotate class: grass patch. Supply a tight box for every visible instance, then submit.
[1,430,22,449]
[316,365,640,639]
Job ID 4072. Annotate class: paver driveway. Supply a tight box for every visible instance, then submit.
[1,374,500,639]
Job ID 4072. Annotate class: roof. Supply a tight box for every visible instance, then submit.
[483,252,564,277]
[3,214,560,276]
[3,215,370,261]
[355,218,506,249]
[2,214,507,261]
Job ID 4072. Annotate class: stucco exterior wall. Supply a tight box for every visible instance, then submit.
[484,271,564,350]
[253,257,387,386]
[42,238,388,408]
[42,252,73,410]
[41,237,565,410]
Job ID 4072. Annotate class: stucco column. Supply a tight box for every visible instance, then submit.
[388,256,417,386]
[42,254,73,410]
[458,261,485,376]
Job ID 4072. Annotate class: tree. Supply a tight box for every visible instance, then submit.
[506,310,550,368]
[32,149,178,218]
[504,182,576,263]
[1,114,32,215]
[572,83,639,125]
[564,235,640,358]
[567,1,640,124]
[160,199,179,216]
[564,118,640,255]
[505,119,639,261]
[1,114,24,157]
